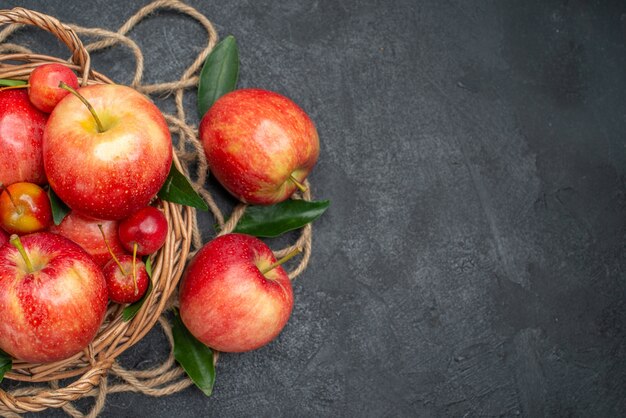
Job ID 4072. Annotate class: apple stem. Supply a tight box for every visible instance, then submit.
[97,224,127,276]
[132,243,139,295]
[9,235,34,273]
[58,81,104,133]
[0,84,29,92]
[289,175,307,193]
[261,247,302,275]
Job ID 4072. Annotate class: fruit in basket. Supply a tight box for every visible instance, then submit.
[199,88,319,205]
[103,254,149,304]
[0,89,48,187]
[0,182,53,235]
[49,211,127,267]
[0,233,108,363]
[118,206,168,255]
[179,233,295,352]
[28,63,79,113]
[44,84,172,220]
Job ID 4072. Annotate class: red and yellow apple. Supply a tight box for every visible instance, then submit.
[179,233,294,352]
[44,84,172,220]
[0,233,108,363]
[199,88,319,205]
[0,89,48,187]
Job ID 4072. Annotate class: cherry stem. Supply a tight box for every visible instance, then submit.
[0,84,29,92]
[132,243,138,295]
[261,247,302,275]
[10,235,34,273]
[58,81,104,133]
[289,175,307,193]
[3,187,20,213]
[97,224,127,276]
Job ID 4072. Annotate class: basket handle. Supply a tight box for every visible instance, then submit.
[0,7,91,85]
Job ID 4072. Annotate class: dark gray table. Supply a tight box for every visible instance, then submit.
[3,0,626,416]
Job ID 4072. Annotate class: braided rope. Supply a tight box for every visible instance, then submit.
[0,1,314,416]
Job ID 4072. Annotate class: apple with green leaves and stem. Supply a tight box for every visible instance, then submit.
[0,182,53,235]
[28,63,79,113]
[0,233,108,363]
[44,83,172,220]
[49,211,127,267]
[0,89,48,187]
[199,88,319,205]
[179,233,299,352]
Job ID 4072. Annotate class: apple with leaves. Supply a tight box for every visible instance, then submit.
[199,88,319,205]
[179,233,298,352]
[0,89,48,187]
[44,83,172,220]
[0,233,108,363]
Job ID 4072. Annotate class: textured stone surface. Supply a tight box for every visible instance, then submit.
[3,0,626,416]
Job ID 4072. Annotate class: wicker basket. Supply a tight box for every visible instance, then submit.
[0,7,193,413]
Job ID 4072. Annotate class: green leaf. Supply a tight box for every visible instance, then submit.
[233,199,330,238]
[48,188,70,225]
[0,349,12,383]
[197,35,239,118]
[0,79,26,87]
[122,276,152,322]
[144,256,153,278]
[157,164,208,211]
[172,310,215,397]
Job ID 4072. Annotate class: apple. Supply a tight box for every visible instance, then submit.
[28,63,79,113]
[0,89,48,187]
[118,206,168,255]
[0,233,108,363]
[103,254,149,304]
[44,83,172,220]
[0,182,53,235]
[199,88,319,205]
[0,229,8,246]
[49,211,127,267]
[179,233,296,352]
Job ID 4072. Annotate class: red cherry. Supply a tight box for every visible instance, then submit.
[103,255,149,304]
[118,206,168,255]
[28,63,79,113]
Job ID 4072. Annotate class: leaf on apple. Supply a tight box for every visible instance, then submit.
[233,199,330,238]
[0,79,26,87]
[0,349,12,383]
[197,35,239,119]
[122,257,153,322]
[172,310,215,397]
[157,164,209,211]
[47,187,70,226]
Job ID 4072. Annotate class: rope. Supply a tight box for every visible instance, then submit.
[0,0,314,416]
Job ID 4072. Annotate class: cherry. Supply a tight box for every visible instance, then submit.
[0,182,52,235]
[28,63,79,113]
[102,254,149,304]
[118,206,168,256]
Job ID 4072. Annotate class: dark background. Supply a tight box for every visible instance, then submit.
[2,0,626,416]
